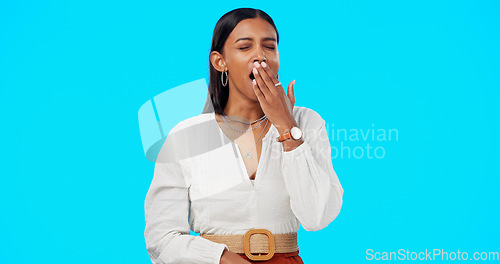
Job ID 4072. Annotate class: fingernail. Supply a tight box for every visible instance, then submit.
[253,68,258,74]
[253,61,260,68]
[261,62,267,67]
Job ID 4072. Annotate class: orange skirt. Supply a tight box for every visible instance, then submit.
[237,250,304,263]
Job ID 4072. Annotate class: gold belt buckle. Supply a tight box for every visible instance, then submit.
[243,229,275,261]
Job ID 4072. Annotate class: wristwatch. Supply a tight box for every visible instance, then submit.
[276,126,303,142]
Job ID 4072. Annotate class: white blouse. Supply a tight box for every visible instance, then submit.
[144,106,344,264]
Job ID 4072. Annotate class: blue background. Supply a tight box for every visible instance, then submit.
[1,0,499,263]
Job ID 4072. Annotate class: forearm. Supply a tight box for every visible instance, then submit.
[275,118,304,152]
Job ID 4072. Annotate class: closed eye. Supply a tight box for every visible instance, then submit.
[238,46,275,50]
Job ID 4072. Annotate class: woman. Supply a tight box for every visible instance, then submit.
[144,8,343,264]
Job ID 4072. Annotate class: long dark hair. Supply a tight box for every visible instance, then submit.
[208,8,279,115]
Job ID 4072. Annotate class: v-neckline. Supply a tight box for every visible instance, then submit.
[212,111,275,187]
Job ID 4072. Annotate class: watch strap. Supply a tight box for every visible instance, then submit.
[276,131,292,142]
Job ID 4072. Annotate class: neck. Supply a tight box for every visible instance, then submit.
[222,85,265,123]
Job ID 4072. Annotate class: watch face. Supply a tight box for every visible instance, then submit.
[290,126,303,140]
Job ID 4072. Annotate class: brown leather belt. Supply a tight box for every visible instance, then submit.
[200,229,299,261]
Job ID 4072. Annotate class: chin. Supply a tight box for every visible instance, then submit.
[250,93,260,102]
[236,79,260,101]
[243,80,256,96]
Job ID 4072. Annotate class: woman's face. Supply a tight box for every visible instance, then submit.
[217,17,279,100]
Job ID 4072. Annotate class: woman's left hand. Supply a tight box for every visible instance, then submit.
[252,61,296,130]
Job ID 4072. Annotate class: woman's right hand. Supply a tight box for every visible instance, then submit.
[220,249,252,264]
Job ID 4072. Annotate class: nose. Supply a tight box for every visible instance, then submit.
[253,49,267,64]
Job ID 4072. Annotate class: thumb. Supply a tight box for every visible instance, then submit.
[288,80,296,106]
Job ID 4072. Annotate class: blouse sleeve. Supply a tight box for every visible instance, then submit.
[280,109,344,231]
[144,130,229,264]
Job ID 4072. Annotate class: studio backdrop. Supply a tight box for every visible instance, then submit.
[1,1,499,263]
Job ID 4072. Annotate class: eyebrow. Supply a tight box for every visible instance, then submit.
[234,37,277,43]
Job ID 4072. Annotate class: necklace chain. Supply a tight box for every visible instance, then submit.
[222,114,267,133]
[222,117,269,159]
[223,114,267,125]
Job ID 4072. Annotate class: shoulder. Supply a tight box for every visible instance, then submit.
[161,112,212,157]
[292,106,326,133]
[169,112,213,136]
